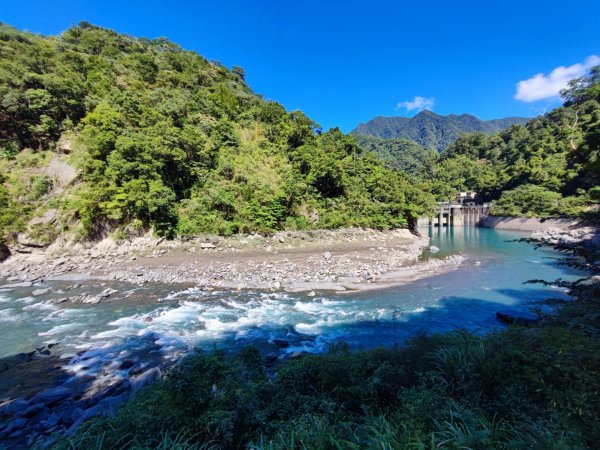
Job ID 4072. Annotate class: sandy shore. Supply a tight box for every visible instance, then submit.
[0,228,464,294]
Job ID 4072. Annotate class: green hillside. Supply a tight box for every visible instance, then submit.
[0,22,435,248]
[429,67,600,217]
[352,110,529,151]
[353,134,436,174]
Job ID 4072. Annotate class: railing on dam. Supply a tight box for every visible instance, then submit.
[425,203,490,227]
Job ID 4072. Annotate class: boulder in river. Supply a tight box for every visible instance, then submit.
[31,386,71,406]
[272,339,289,349]
[429,246,440,253]
[22,403,46,418]
[496,310,539,327]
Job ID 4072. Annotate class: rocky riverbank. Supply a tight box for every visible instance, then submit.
[0,338,166,448]
[532,225,600,249]
[0,228,464,295]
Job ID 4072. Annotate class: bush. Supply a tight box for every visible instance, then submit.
[490,185,562,217]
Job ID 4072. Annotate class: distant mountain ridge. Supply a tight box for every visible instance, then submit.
[352,110,530,151]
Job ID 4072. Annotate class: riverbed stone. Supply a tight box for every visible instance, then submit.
[273,339,289,348]
[4,417,27,433]
[22,403,46,418]
[118,359,135,370]
[32,288,51,296]
[31,386,71,406]
[130,367,161,392]
[43,412,62,428]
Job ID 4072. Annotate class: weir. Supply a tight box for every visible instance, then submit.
[426,203,490,228]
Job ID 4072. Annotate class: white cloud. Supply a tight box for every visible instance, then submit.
[396,96,435,112]
[515,55,600,102]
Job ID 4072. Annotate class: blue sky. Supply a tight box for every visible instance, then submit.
[2,0,599,132]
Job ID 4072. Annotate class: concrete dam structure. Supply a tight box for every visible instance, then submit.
[424,203,490,227]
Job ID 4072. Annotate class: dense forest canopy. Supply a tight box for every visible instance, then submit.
[353,134,437,174]
[0,22,435,247]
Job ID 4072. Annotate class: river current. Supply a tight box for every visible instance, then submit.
[0,227,587,382]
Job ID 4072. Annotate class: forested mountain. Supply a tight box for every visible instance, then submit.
[352,111,529,151]
[353,134,436,174]
[0,22,435,248]
[427,67,600,217]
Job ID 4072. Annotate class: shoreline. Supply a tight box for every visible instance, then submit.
[0,228,465,296]
[479,215,588,231]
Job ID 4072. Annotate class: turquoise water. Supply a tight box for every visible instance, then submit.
[0,227,586,376]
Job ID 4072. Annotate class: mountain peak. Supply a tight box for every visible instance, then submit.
[351,112,530,151]
[413,109,437,117]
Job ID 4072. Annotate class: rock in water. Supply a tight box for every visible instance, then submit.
[273,339,289,348]
[32,288,51,296]
[429,246,440,253]
[31,386,71,406]
[496,310,539,327]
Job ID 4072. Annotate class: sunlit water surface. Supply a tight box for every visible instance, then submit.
[0,227,586,378]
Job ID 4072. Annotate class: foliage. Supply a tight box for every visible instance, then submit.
[0,22,434,242]
[353,133,437,174]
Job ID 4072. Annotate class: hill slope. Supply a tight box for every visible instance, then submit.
[353,134,436,174]
[352,110,529,151]
[0,22,435,250]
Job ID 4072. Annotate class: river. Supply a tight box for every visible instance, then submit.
[0,227,587,388]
